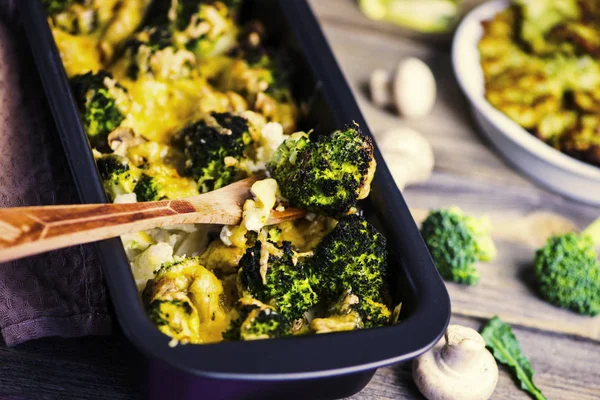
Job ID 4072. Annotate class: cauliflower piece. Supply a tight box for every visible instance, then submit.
[132,242,174,292]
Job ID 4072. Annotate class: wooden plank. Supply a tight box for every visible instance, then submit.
[352,315,600,400]
[350,316,600,400]
[0,335,142,400]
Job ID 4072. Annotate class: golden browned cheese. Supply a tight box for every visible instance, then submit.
[479,3,600,166]
[49,0,149,76]
[200,240,246,275]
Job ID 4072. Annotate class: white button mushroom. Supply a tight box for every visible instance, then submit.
[377,127,434,190]
[413,325,499,400]
[370,58,437,118]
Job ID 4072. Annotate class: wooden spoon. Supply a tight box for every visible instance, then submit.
[0,176,306,263]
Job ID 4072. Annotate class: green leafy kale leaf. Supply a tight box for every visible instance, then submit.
[480,317,547,400]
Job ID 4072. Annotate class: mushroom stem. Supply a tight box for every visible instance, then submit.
[369,68,393,108]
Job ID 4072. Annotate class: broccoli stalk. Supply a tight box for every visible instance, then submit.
[420,207,497,285]
[534,216,600,316]
[267,124,376,217]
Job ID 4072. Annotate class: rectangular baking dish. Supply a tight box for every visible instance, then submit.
[19,0,451,399]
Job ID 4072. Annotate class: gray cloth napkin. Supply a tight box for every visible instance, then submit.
[0,3,112,345]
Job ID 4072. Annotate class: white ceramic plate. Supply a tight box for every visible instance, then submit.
[452,0,600,205]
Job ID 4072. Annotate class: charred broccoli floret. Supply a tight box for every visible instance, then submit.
[175,112,253,193]
[237,241,318,322]
[534,218,600,316]
[307,214,388,308]
[223,298,289,341]
[70,71,130,150]
[95,154,140,201]
[267,124,376,217]
[147,292,201,344]
[420,207,497,285]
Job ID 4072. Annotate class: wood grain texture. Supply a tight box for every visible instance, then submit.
[0,177,305,263]
[0,1,598,400]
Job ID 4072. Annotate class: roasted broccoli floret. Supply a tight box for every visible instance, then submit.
[147,292,201,344]
[121,25,195,81]
[175,112,253,193]
[237,241,318,322]
[307,214,388,307]
[534,218,600,316]
[223,298,289,341]
[169,0,238,57]
[95,154,140,201]
[70,71,130,150]
[268,125,376,217]
[310,289,391,333]
[420,207,497,285]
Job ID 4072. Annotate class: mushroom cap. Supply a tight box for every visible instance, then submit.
[392,57,436,119]
[412,324,498,400]
[377,127,434,190]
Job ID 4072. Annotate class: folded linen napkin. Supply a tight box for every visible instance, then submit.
[0,2,112,345]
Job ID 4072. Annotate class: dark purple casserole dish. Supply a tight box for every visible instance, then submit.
[19,0,451,398]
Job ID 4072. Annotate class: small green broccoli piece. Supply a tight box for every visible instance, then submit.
[534,217,600,316]
[310,289,390,333]
[237,241,318,322]
[223,299,290,341]
[169,0,238,57]
[95,154,140,201]
[96,153,129,180]
[175,112,253,193]
[147,293,200,343]
[420,207,497,285]
[307,214,388,306]
[43,0,99,34]
[70,71,130,150]
[267,124,375,217]
[123,25,177,80]
[355,296,392,328]
[42,0,73,15]
[133,174,161,202]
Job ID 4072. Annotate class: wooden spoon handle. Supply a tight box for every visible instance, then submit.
[0,199,228,263]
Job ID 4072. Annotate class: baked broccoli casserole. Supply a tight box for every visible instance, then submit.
[44,0,397,344]
[479,0,600,167]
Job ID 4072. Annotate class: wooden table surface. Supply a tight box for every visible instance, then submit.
[1,1,599,399]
